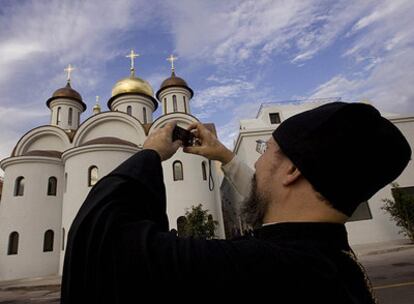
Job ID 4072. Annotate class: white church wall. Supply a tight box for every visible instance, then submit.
[49,99,83,130]
[59,145,139,274]
[13,126,71,156]
[73,112,146,147]
[110,95,155,124]
[158,87,192,115]
[0,158,63,281]
[163,149,225,238]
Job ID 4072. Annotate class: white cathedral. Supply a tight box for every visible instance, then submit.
[0,53,226,281]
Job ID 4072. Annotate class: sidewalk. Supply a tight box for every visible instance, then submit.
[352,239,414,257]
[0,275,61,290]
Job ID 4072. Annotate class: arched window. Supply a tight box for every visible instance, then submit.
[127,105,132,115]
[173,161,183,181]
[173,95,178,112]
[177,216,187,237]
[143,107,147,124]
[62,228,65,251]
[14,176,25,196]
[68,108,73,126]
[88,166,99,187]
[183,96,187,113]
[202,162,207,181]
[57,107,62,124]
[47,177,57,196]
[43,230,54,252]
[64,172,68,192]
[7,232,19,255]
[164,98,167,113]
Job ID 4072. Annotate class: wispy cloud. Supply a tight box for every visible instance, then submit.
[310,0,414,113]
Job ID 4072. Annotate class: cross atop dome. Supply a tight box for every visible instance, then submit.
[166,54,178,72]
[64,64,75,84]
[126,49,140,76]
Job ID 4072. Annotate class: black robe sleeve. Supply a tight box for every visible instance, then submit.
[61,150,250,303]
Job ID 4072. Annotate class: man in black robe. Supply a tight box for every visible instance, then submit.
[61,102,411,303]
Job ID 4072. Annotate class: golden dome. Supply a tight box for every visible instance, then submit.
[111,76,154,98]
[108,74,158,111]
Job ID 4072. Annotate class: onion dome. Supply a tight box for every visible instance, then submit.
[156,71,193,100]
[46,82,87,111]
[107,75,158,110]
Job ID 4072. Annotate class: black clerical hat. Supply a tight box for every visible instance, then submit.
[273,102,412,216]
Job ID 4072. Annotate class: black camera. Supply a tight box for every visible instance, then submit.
[172,125,196,147]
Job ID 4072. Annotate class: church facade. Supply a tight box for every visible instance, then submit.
[0,57,225,281]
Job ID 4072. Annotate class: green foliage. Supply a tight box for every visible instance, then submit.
[382,183,414,242]
[178,204,218,239]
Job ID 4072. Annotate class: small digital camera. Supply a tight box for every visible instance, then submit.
[172,125,196,147]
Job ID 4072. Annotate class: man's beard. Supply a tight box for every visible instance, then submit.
[241,174,270,229]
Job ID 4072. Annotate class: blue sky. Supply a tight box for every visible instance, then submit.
[1,0,414,166]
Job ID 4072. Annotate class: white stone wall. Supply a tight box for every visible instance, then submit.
[110,95,155,124]
[0,157,63,281]
[59,145,138,274]
[163,149,225,238]
[49,99,84,130]
[158,87,191,115]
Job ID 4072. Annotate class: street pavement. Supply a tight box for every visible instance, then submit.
[358,246,414,304]
[0,242,413,303]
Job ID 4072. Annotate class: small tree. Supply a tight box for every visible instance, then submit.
[178,204,218,239]
[382,183,414,242]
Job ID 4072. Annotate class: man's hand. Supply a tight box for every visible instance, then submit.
[183,122,234,165]
[143,122,182,161]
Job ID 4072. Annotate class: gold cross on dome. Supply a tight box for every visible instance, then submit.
[95,96,100,104]
[64,64,75,83]
[126,49,140,72]
[167,54,178,71]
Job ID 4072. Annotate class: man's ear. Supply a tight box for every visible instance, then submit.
[282,164,302,186]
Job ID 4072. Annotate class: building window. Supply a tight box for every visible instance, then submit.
[164,98,167,113]
[43,230,54,252]
[57,107,62,125]
[183,96,187,113]
[347,201,373,222]
[177,216,187,237]
[68,108,73,126]
[127,106,132,115]
[14,176,25,196]
[62,228,65,251]
[88,166,99,187]
[47,177,57,196]
[173,95,178,112]
[202,161,207,181]
[64,173,68,192]
[269,112,281,124]
[173,161,183,181]
[7,232,19,255]
[143,107,147,124]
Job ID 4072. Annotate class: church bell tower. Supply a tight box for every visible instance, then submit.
[46,64,86,130]
[156,55,193,115]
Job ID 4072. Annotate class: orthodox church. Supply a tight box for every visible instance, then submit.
[0,52,225,281]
